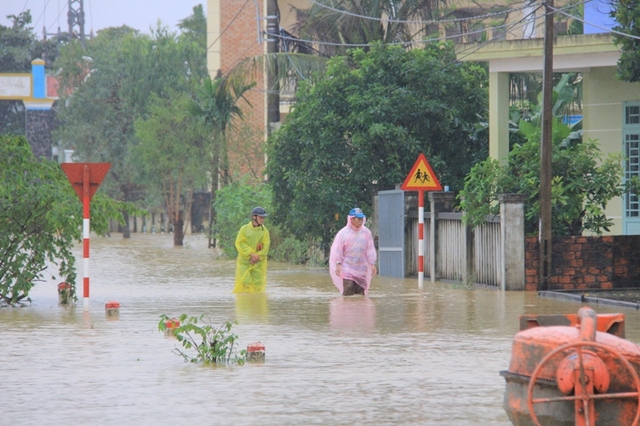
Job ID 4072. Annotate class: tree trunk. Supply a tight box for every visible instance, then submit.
[173,211,184,246]
[121,210,131,238]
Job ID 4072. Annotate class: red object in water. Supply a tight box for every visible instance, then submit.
[105,301,120,310]
[165,319,180,329]
[502,307,640,426]
[247,342,265,352]
[105,301,120,317]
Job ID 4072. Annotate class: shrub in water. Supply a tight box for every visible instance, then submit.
[158,314,246,364]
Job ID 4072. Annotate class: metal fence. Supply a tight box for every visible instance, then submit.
[407,213,502,287]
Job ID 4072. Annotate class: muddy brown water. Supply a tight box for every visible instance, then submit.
[3,233,640,425]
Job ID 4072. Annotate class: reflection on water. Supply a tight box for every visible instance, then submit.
[3,233,640,425]
[235,293,269,323]
[330,296,376,332]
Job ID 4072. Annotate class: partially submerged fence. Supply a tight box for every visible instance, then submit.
[377,191,526,290]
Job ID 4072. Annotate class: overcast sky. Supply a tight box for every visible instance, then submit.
[1,0,206,35]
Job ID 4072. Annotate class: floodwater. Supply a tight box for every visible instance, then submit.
[3,234,640,425]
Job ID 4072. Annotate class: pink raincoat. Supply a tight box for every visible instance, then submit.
[329,214,377,295]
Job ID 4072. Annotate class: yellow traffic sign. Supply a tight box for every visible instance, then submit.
[400,153,442,191]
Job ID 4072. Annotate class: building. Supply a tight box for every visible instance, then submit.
[455,8,640,235]
[208,1,640,235]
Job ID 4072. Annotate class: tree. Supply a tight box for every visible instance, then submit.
[184,75,255,246]
[54,17,207,238]
[611,0,640,82]
[0,135,129,305]
[0,11,66,136]
[459,118,633,236]
[0,11,36,136]
[134,92,209,246]
[185,76,255,187]
[213,181,273,258]
[267,42,488,251]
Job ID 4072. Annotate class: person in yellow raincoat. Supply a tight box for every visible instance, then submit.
[233,206,271,293]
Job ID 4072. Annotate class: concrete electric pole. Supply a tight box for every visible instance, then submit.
[539,0,554,290]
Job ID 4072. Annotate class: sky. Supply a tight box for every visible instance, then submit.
[0,0,206,35]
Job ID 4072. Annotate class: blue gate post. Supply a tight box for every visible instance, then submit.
[377,189,405,278]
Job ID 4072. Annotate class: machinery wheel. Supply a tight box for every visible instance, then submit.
[527,341,640,426]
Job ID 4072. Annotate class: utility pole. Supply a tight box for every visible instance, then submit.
[539,0,554,290]
[265,0,280,128]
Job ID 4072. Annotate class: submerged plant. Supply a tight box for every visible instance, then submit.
[158,314,246,365]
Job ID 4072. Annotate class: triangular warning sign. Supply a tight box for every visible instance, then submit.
[400,153,442,191]
[61,163,111,201]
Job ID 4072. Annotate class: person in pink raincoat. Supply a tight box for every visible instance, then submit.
[329,207,377,295]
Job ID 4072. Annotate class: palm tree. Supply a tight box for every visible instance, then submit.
[185,75,255,247]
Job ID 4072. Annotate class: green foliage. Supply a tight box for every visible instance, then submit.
[133,91,210,245]
[0,11,34,135]
[459,121,632,236]
[54,17,208,211]
[267,42,488,249]
[0,135,131,304]
[611,0,640,82]
[213,181,273,258]
[184,75,255,188]
[158,314,246,365]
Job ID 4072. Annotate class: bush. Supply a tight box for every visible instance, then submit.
[459,121,635,236]
[213,181,273,258]
[214,180,328,265]
[0,135,131,305]
[158,314,246,364]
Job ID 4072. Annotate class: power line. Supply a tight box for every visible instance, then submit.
[549,4,640,41]
[88,0,93,34]
[270,14,536,48]
[305,0,533,25]
[33,0,54,29]
[207,0,251,50]
[47,0,67,32]
[453,5,544,65]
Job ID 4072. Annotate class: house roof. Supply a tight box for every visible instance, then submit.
[455,33,620,73]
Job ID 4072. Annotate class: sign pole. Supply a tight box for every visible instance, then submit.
[82,165,91,311]
[418,190,424,289]
[61,162,111,312]
[400,153,442,288]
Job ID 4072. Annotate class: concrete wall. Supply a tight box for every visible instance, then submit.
[25,109,55,160]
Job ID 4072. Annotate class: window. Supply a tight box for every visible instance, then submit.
[624,103,640,218]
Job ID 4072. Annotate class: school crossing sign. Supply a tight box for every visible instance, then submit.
[400,153,441,289]
[400,153,442,191]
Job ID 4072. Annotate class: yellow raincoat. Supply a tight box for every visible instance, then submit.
[233,221,270,293]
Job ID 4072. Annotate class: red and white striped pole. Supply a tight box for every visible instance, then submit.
[61,162,110,312]
[418,190,424,289]
[82,165,91,311]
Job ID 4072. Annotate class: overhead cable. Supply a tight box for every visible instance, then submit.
[548,4,640,41]
[305,0,533,25]
[207,0,252,50]
[270,13,537,48]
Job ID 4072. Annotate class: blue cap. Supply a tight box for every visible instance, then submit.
[349,207,365,218]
